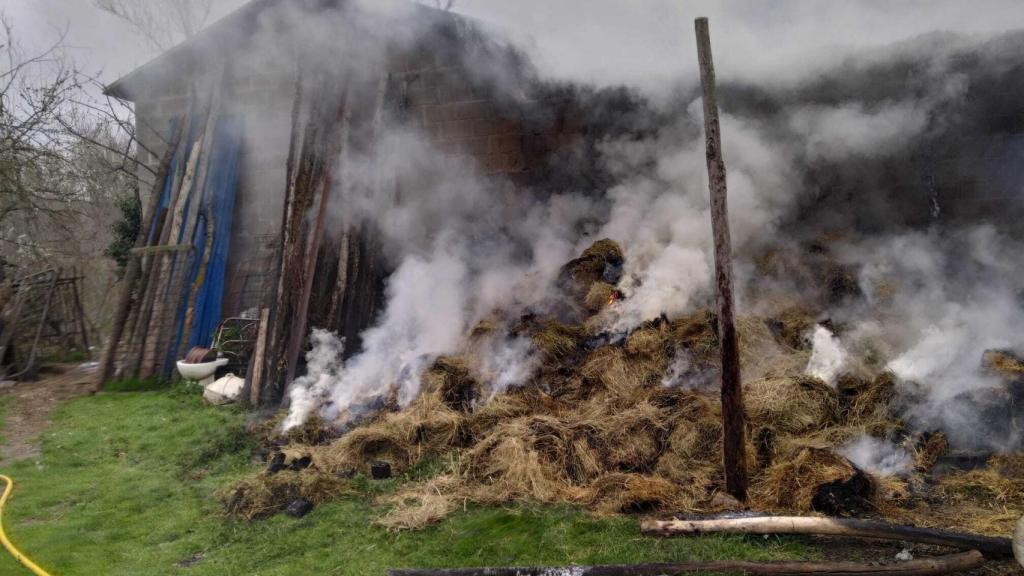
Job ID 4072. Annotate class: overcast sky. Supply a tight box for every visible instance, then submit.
[6,0,1024,91]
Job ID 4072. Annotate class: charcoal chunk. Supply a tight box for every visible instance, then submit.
[265,452,286,475]
[285,498,314,518]
[371,461,392,480]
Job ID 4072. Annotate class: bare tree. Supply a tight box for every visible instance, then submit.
[0,15,82,255]
[93,0,215,52]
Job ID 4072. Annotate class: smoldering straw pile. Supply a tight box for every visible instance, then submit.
[188,0,1024,541]
[224,238,1024,533]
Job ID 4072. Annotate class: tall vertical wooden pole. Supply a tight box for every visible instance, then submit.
[695,17,748,501]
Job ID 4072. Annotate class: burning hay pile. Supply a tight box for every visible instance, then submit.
[222,240,1024,534]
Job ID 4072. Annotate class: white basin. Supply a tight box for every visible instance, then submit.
[176,357,229,387]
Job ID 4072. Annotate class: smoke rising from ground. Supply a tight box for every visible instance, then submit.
[124,0,1024,454]
[840,435,913,477]
[805,326,847,386]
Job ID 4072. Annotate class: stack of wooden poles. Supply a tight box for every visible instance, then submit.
[96,70,230,385]
[250,68,392,407]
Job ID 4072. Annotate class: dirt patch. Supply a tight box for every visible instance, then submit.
[0,364,97,464]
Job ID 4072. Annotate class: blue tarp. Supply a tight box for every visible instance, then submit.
[161,115,244,376]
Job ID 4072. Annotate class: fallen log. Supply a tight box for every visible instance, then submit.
[387,550,984,576]
[641,517,1012,559]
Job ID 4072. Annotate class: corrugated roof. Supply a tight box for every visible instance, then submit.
[104,0,457,101]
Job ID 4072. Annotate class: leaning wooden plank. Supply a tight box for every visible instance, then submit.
[387,551,985,576]
[261,65,308,405]
[125,98,199,378]
[94,114,187,390]
[248,307,271,407]
[139,133,207,378]
[285,85,352,385]
[641,517,1013,559]
[153,67,226,379]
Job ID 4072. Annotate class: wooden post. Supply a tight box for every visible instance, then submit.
[695,16,748,501]
[249,307,270,407]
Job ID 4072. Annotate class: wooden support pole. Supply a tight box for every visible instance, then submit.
[386,551,985,576]
[641,516,1014,559]
[249,307,270,407]
[695,16,748,501]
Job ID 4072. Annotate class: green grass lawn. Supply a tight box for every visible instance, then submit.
[0,388,814,575]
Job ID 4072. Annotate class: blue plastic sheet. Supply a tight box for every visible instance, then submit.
[161,115,243,377]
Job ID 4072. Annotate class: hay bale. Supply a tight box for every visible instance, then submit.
[592,400,669,472]
[666,417,722,462]
[581,239,625,263]
[745,376,838,434]
[982,350,1024,379]
[465,390,538,438]
[403,394,465,453]
[580,346,663,399]
[871,474,912,515]
[766,307,814,350]
[626,322,671,359]
[528,320,586,363]
[937,454,1024,506]
[586,473,693,514]
[221,471,348,520]
[313,424,414,475]
[559,239,625,310]
[670,310,718,364]
[648,387,718,419]
[584,282,617,313]
[461,416,576,503]
[311,394,463,476]
[422,357,480,413]
[912,431,949,473]
[376,476,460,531]
[653,452,717,497]
[469,316,505,341]
[837,372,896,425]
[753,447,873,515]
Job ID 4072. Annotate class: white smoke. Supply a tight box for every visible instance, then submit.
[283,329,346,430]
[844,227,1024,451]
[805,325,848,386]
[244,0,1024,455]
[475,335,540,399]
[285,124,596,429]
[840,435,912,477]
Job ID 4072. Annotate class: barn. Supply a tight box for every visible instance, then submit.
[100,0,584,402]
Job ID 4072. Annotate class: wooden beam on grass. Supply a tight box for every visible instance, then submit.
[642,516,1014,559]
[695,16,748,501]
[387,551,986,576]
